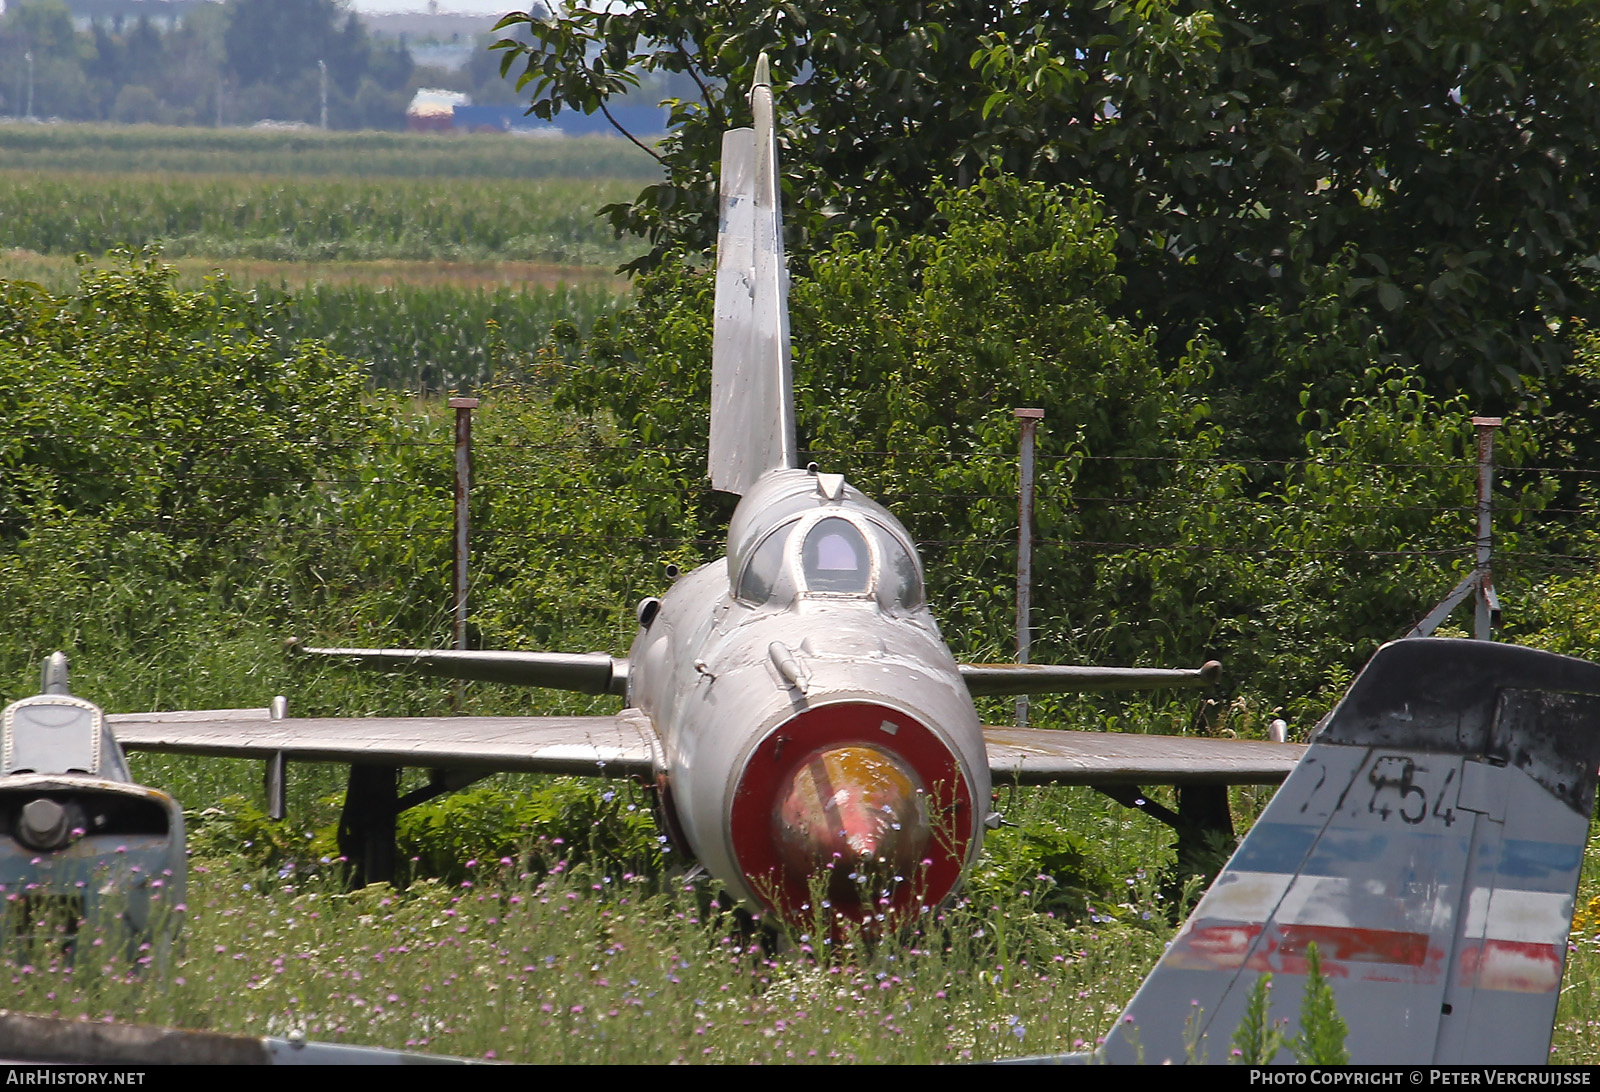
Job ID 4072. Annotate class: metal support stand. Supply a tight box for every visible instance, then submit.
[397,769,487,813]
[1175,784,1235,874]
[1096,783,1235,877]
[1096,784,1179,828]
[330,767,487,890]
[337,765,399,887]
[1409,416,1503,640]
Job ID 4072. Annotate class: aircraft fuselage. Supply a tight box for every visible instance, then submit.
[627,467,991,921]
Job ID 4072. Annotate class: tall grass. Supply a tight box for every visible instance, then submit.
[0,171,642,266]
[8,755,1600,1062]
[0,791,1176,1063]
[0,125,661,180]
[1549,827,1600,1062]
[265,280,627,391]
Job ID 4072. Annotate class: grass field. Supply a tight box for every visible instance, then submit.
[0,125,644,391]
[0,769,1181,1064]
[0,171,644,267]
[0,124,661,180]
[0,252,627,391]
[5,751,1600,1064]
[0,252,624,292]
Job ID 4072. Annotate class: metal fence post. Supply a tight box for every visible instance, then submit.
[1408,416,1503,640]
[449,397,479,709]
[265,695,288,821]
[1014,408,1043,727]
[1471,416,1502,641]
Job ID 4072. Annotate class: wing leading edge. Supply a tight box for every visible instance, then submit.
[984,727,1302,786]
[285,641,1219,702]
[962,660,1222,696]
[109,708,658,779]
[283,640,627,695]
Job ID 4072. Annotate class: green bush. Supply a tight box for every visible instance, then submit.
[397,780,663,884]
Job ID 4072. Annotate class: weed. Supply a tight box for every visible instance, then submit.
[1293,943,1349,1064]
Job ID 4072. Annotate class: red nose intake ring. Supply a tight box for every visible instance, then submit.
[731,702,974,926]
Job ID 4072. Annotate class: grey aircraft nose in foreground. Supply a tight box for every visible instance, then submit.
[1,654,184,945]
[108,60,1296,924]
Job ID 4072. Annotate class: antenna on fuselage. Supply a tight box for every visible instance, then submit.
[708,53,798,496]
[40,651,69,695]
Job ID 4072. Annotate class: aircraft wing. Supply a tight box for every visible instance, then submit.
[984,727,1303,786]
[107,707,658,778]
[285,646,1224,701]
[962,660,1222,696]
[112,698,1295,787]
[283,641,628,695]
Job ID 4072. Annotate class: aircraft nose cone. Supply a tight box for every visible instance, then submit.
[773,744,930,888]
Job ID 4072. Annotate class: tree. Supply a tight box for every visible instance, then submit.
[0,255,370,545]
[0,0,401,127]
[225,0,360,91]
[497,0,1600,403]
[0,0,94,118]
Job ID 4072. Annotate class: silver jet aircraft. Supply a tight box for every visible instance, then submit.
[111,60,1299,926]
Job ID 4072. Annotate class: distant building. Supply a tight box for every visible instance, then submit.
[406,87,469,132]
[407,88,668,138]
[448,101,668,137]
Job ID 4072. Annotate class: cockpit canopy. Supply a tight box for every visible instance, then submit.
[734,510,924,610]
[1,694,133,782]
[804,517,870,593]
[725,467,927,611]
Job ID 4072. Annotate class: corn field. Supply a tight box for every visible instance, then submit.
[0,170,644,266]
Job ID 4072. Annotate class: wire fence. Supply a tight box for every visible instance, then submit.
[8,427,1598,577]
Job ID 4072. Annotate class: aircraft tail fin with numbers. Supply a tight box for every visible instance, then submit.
[1093,638,1600,1064]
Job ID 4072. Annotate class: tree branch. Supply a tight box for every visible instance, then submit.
[599,99,665,162]
[675,44,721,125]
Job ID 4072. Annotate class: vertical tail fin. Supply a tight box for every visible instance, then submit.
[1094,639,1600,1064]
[709,54,797,496]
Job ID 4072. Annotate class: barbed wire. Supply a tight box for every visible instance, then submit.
[7,420,1600,584]
[0,427,1570,475]
[15,513,1503,560]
